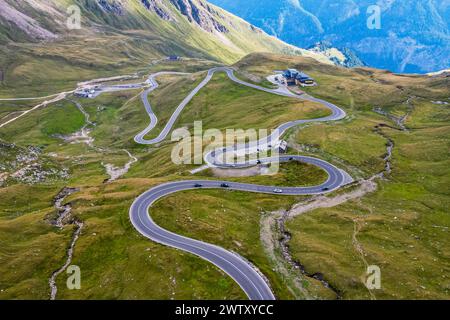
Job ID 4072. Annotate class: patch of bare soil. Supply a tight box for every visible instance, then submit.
[103,150,138,182]
[211,166,262,178]
[288,179,377,219]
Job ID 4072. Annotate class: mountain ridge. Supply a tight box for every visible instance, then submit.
[209,0,450,73]
[0,0,356,68]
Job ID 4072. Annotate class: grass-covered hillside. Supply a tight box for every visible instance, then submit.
[0,56,332,299]
[235,53,450,299]
[0,50,448,300]
[0,0,337,98]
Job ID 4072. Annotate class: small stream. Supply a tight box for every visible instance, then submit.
[373,96,414,178]
[51,187,79,228]
[65,99,138,183]
[373,124,394,178]
[59,99,95,147]
[276,211,342,299]
[48,187,83,300]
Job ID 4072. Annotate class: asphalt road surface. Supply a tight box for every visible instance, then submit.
[130,67,351,300]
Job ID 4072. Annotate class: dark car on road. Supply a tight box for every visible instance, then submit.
[322,187,330,191]
[221,183,230,188]
[194,184,203,188]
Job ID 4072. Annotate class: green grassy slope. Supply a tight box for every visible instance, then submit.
[0,0,321,98]
[234,53,450,299]
[0,51,448,300]
[143,72,331,140]
[0,55,333,299]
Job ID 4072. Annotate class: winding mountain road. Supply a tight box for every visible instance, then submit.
[130,67,351,300]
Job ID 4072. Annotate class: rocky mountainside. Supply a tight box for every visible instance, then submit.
[0,0,341,65]
[308,41,365,68]
[0,0,240,39]
[210,0,450,73]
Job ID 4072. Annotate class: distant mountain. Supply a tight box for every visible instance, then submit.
[209,0,450,73]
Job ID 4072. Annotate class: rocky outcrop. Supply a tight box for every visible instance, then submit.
[138,0,229,33]
[97,0,124,15]
[140,0,173,21]
[0,142,69,186]
[169,0,228,33]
